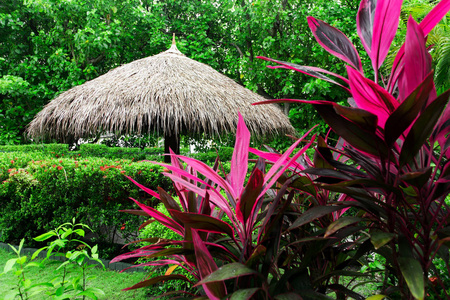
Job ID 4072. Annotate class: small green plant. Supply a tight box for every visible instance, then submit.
[1,219,105,300]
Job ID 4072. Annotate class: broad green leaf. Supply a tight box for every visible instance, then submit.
[33,231,57,241]
[398,257,424,300]
[3,258,17,273]
[366,295,389,300]
[196,263,259,285]
[325,216,363,237]
[230,288,260,300]
[31,246,48,260]
[370,232,395,249]
[73,229,85,237]
[17,256,27,265]
[55,285,64,297]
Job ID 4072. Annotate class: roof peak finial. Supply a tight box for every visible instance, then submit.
[164,32,184,56]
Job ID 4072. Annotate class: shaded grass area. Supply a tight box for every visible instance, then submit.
[0,248,149,299]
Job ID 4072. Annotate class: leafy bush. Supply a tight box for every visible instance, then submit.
[0,152,171,258]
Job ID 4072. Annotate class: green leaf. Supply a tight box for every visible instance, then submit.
[366,295,389,300]
[325,216,363,237]
[33,231,57,242]
[398,257,424,300]
[73,229,85,237]
[195,263,259,285]
[370,232,395,249]
[230,288,260,300]
[31,246,48,260]
[17,256,27,265]
[3,258,18,274]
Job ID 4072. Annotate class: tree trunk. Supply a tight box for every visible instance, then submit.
[164,132,180,163]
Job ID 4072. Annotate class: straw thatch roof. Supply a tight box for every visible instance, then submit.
[26,39,295,143]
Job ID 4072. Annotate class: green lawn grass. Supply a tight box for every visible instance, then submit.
[0,248,149,299]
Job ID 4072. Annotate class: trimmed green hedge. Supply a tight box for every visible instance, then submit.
[0,152,171,258]
[0,144,236,163]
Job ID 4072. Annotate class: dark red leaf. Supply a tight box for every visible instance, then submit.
[307,17,362,72]
[169,210,234,238]
[399,90,450,166]
[229,112,250,199]
[289,205,349,230]
[370,0,403,71]
[122,274,192,291]
[357,0,376,56]
[257,56,350,91]
[192,230,226,299]
[347,66,398,128]
[398,17,434,101]
[385,71,435,146]
[236,167,264,224]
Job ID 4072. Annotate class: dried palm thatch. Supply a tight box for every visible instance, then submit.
[26,38,295,150]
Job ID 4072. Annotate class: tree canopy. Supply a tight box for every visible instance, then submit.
[4,0,431,145]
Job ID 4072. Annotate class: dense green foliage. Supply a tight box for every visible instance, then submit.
[0,150,171,258]
[0,0,363,145]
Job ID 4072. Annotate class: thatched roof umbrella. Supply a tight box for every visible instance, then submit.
[27,36,295,162]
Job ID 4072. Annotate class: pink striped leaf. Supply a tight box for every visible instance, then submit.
[169,210,235,238]
[370,0,403,71]
[163,173,236,224]
[229,112,250,199]
[419,0,450,35]
[388,0,450,91]
[176,155,237,199]
[257,56,350,90]
[347,66,398,128]
[261,134,316,196]
[236,167,264,225]
[399,16,434,102]
[130,198,184,236]
[308,16,362,72]
[385,72,435,146]
[191,230,227,299]
[126,176,160,199]
[357,0,376,57]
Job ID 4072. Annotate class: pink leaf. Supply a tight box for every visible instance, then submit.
[191,230,226,299]
[371,0,403,71]
[419,0,450,36]
[347,66,398,128]
[236,167,264,224]
[307,16,362,72]
[229,112,250,198]
[126,176,160,200]
[261,134,316,196]
[163,173,236,224]
[357,0,376,57]
[257,56,350,92]
[177,155,236,199]
[398,16,434,102]
[130,198,184,236]
[388,0,450,92]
